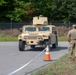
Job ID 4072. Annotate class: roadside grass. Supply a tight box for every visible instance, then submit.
[0,36,18,42]
[0,29,19,41]
[0,36,67,42]
[32,54,76,75]
[58,36,67,41]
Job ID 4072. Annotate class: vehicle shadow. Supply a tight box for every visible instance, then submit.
[24,46,68,52]
[24,47,44,51]
[51,46,68,51]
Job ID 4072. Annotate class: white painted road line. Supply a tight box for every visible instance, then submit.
[8,48,46,75]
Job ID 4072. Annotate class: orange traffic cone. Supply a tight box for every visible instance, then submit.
[44,45,51,61]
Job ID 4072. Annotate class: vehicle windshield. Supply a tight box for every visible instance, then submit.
[38,27,50,31]
[25,27,36,32]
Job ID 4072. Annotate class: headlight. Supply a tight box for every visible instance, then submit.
[43,35,48,37]
[37,36,42,40]
[24,36,27,39]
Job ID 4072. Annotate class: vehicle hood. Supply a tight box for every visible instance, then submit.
[21,32,39,36]
[38,32,51,36]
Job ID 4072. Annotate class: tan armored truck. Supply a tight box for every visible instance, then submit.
[18,16,58,51]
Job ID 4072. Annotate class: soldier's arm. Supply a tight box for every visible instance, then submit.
[67,31,71,42]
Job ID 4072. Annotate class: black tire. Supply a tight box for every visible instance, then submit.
[45,41,49,46]
[44,41,50,48]
[31,45,35,48]
[19,41,25,51]
[52,38,58,48]
[52,43,57,48]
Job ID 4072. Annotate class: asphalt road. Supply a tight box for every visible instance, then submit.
[0,42,68,75]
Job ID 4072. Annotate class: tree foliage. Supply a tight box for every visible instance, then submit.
[0,0,76,22]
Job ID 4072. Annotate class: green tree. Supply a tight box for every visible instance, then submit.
[0,0,6,5]
[0,0,26,22]
[7,0,25,22]
[0,0,76,22]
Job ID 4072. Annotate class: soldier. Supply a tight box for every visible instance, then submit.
[67,24,76,61]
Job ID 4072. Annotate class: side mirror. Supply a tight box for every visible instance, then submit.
[19,28,22,32]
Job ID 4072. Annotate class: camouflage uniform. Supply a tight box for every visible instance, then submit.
[67,24,76,60]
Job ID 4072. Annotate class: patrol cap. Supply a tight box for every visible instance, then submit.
[72,24,76,27]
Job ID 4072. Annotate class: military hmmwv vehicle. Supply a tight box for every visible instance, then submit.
[18,15,58,51]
